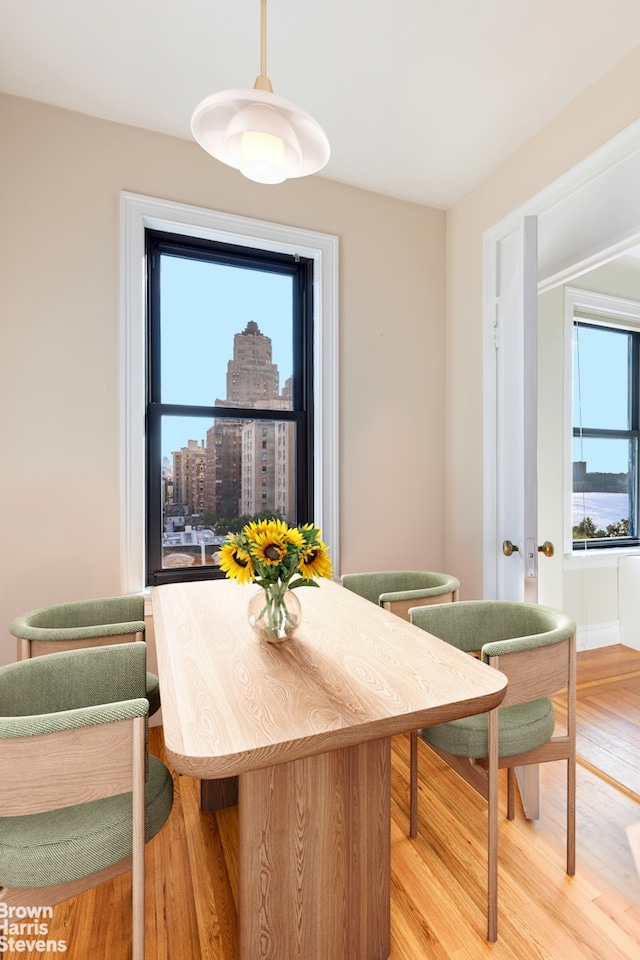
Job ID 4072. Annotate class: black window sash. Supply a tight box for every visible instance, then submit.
[145,230,314,585]
[572,319,640,549]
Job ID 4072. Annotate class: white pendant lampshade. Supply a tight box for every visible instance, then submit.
[191,0,330,184]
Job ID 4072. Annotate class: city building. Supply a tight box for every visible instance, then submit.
[172,439,206,516]
[201,322,294,522]
[226,320,280,405]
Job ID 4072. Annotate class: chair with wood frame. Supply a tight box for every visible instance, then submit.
[341,569,460,621]
[408,600,576,941]
[10,594,161,716]
[341,569,460,831]
[0,642,174,960]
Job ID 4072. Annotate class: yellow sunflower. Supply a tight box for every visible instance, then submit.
[219,518,332,587]
[299,540,333,580]
[245,518,292,544]
[284,526,305,549]
[249,524,289,567]
[244,519,272,539]
[218,539,255,584]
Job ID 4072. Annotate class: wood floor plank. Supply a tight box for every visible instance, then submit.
[179,774,237,960]
[552,644,640,801]
[573,645,640,686]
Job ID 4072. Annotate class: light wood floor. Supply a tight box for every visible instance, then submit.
[555,643,640,801]
[12,646,640,959]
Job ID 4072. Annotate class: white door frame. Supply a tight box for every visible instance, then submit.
[483,118,640,599]
[490,217,539,603]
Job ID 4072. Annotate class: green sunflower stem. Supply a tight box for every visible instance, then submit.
[257,581,297,638]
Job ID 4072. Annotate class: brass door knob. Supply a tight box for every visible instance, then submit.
[538,541,555,558]
[502,540,519,556]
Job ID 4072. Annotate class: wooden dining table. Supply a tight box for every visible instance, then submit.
[151,578,507,960]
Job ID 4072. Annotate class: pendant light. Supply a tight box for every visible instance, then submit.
[191,0,330,185]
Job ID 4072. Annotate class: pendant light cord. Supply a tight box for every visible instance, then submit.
[255,0,273,92]
[261,0,267,78]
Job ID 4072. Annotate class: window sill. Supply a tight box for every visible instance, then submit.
[563,546,640,570]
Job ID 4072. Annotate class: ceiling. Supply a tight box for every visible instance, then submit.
[3,0,640,208]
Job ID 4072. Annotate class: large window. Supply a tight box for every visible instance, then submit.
[145,232,314,584]
[572,312,640,549]
[120,193,339,594]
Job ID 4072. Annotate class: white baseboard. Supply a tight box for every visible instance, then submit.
[576,619,620,651]
[620,630,640,652]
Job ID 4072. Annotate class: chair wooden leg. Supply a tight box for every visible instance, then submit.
[567,634,577,876]
[487,713,499,942]
[132,717,146,960]
[409,729,418,839]
[567,756,576,876]
[507,767,515,820]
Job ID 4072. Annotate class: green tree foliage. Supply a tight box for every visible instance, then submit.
[573,516,629,539]
[573,517,599,538]
[605,519,629,537]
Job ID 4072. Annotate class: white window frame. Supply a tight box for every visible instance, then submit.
[120,192,339,593]
[564,286,640,564]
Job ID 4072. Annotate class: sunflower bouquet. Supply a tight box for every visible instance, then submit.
[219,519,333,639]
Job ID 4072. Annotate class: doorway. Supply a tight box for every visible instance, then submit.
[483,120,640,812]
[538,259,640,648]
[483,115,640,617]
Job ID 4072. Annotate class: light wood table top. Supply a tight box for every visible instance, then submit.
[152,578,507,778]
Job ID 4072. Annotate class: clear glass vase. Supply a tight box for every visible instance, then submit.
[247,584,302,642]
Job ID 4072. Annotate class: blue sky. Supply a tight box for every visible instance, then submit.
[573,322,631,473]
[160,255,293,460]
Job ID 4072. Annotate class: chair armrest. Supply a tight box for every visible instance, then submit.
[30,621,144,642]
[0,698,149,739]
[11,619,145,642]
[481,613,575,660]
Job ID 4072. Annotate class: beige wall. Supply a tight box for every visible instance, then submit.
[0,93,446,666]
[445,44,640,600]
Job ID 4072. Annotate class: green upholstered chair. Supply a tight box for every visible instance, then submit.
[341,569,460,838]
[341,570,460,621]
[0,642,173,960]
[10,595,161,716]
[409,600,576,942]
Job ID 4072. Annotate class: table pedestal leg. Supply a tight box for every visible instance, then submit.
[201,776,238,811]
[238,737,391,960]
